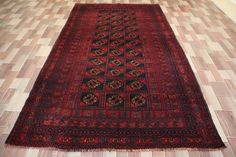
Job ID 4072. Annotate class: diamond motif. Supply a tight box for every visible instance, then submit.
[112,26,124,32]
[126,79,147,91]
[107,80,124,90]
[106,94,124,108]
[90,48,107,57]
[109,58,124,67]
[106,68,124,77]
[97,20,109,26]
[86,67,105,77]
[130,60,140,66]
[82,78,104,90]
[111,15,122,21]
[110,39,124,47]
[127,59,144,67]
[128,69,142,77]
[90,58,106,66]
[126,49,143,57]
[126,32,139,39]
[88,68,100,75]
[111,20,123,26]
[87,79,101,89]
[80,92,99,107]
[110,69,121,76]
[124,20,136,26]
[83,94,98,105]
[130,94,147,107]
[109,48,124,57]
[126,68,145,78]
[94,32,109,39]
[130,81,144,90]
[96,25,109,31]
[112,59,122,66]
[126,39,141,47]
[126,26,137,33]
[92,39,108,47]
[111,32,123,39]
[109,80,122,90]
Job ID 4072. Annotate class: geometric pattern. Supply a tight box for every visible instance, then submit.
[84,9,149,109]
[5,4,225,150]
[2,0,236,155]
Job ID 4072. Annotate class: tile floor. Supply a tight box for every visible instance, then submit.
[0,0,236,156]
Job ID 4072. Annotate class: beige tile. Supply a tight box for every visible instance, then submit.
[1,0,236,156]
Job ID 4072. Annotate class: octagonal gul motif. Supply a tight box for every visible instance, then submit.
[126,59,144,67]
[126,68,145,78]
[88,57,106,66]
[85,67,105,77]
[126,79,147,91]
[130,93,147,108]
[106,93,125,108]
[106,68,124,77]
[108,58,124,67]
[82,78,104,90]
[80,92,100,107]
[109,48,125,57]
[126,48,143,57]
[106,79,124,91]
[90,48,108,57]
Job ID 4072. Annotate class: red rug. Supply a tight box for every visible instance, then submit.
[6,4,225,150]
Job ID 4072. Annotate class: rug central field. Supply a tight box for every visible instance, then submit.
[6,4,225,150]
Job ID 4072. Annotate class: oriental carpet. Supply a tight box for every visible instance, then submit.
[6,4,225,150]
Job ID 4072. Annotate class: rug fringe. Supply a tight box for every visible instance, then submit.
[5,144,226,152]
